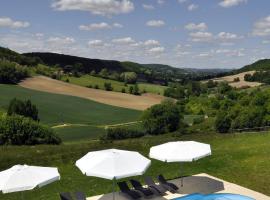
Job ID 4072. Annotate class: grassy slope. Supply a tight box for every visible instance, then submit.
[61,75,167,95]
[0,132,270,199]
[0,84,141,141]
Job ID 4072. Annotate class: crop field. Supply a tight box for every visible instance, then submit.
[207,71,262,88]
[1,132,270,200]
[0,84,141,141]
[20,76,165,110]
[60,74,167,95]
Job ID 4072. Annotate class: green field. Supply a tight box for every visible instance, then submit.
[61,75,167,95]
[0,84,141,141]
[1,132,270,200]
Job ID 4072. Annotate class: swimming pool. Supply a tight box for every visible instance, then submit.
[173,193,255,200]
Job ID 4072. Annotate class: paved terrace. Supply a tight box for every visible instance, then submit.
[87,173,270,200]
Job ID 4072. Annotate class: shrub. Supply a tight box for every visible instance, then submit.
[94,84,99,89]
[121,88,126,93]
[0,60,29,84]
[215,112,231,133]
[104,82,113,91]
[129,86,134,94]
[0,115,61,145]
[133,84,140,95]
[7,98,39,121]
[141,100,182,135]
[120,72,137,84]
[234,77,240,82]
[101,127,145,140]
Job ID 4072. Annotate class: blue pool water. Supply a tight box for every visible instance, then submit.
[173,193,255,200]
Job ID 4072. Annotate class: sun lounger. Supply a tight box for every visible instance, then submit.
[144,176,167,195]
[130,179,154,197]
[75,191,87,200]
[157,174,179,192]
[117,181,142,199]
[60,192,73,200]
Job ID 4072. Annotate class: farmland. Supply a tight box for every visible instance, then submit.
[0,84,141,141]
[60,74,167,95]
[19,76,165,110]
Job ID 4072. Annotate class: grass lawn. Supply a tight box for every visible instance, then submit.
[1,132,270,200]
[54,126,106,142]
[0,84,141,140]
[61,75,167,95]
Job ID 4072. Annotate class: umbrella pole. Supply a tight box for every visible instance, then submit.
[180,162,184,187]
[112,178,116,200]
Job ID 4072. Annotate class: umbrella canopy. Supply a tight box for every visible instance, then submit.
[76,149,151,180]
[0,165,60,194]
[149,141,211,162]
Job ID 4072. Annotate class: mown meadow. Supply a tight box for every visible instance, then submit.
[1,132,270,200]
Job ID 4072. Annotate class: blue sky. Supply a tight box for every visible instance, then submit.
[0,0,270,69]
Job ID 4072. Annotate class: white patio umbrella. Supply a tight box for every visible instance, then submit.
[0,164,60,195]
[149,141,211,186]
[76,149,151,200]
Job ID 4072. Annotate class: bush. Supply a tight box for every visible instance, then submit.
[104,82,113,91]
[120,72,137,84]
[0,115,61,145]
[101,127,145,140]
[0,60,29,84]
[215,112,231,133]
[133,84,140,95]
[141,100,182,135]
[94,84,99,89]
[129,86,134,94]
[234,77,240,82]
[7,98,39,121]
[121,88,126,93]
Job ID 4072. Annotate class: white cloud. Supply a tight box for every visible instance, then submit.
[0,17,30,29]
[113,23,123,28]
[143,4,155,10]
[88,40,104,47]
[146,20,165,27]
[189,31,214,42]
[189,31,242,43]
[47,37,75,45]
[79,22,123,31]
[112,37,135,44]
[262,40,270,44]
[188,4,198,11]
[148,47,165,53]
[219,0,247,8]
[52,0,134,16]
[252,16,270,37]
[217,32,243,40]
[144,40,160,46]
[178,0,188,4]
[79,22,110,31]
[157,0,165,5]
[185,23,207,31]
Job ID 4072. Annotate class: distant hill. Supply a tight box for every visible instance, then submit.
[0,46,41,66]
[23,52,192,84]
[238,59,270,72]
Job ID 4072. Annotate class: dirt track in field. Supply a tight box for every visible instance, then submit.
[19,76,165,110]
[208,71,262,88]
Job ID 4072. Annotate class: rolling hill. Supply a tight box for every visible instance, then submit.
[23,52,188,84]
[237,59,270,72]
